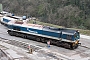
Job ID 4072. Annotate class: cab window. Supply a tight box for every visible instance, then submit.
[67,35,72,40]
[74,32,80,39]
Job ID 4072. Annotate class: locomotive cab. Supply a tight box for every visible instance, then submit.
[71,30,80,41]
[71,30,80,49]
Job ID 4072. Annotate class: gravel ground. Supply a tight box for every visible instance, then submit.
[0,23,90,60]
[0,41,71,60]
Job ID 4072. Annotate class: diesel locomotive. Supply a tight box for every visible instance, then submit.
[0,15,80,49]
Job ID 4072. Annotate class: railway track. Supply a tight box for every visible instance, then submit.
[0,23,90,59]
[0,36,90,60]
[0,35,89,50]
[0,37,41,51]
[0,36,74,60]
[0,16,90,60]
[71,43,90,59]
[80,45,90,49]
[0,23,73,60]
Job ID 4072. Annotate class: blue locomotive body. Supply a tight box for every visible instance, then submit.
[8,24,61,39]
[0,15,80,49]
[8,24,80,41]
[0,15,21,27]
[7,23,80,49]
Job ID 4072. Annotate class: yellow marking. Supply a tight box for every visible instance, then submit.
[73,40,79,46]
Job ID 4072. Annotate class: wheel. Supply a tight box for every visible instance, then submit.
[24,35,27,39]
[70,44,78,50]
[63,43,71,49]
[41,38,45,43]
[15,32,20,37]
[36,37,41,42]
[21,34,25,38]
[70,45,75,50]
[74,44,78,49]
[8,31,14,36]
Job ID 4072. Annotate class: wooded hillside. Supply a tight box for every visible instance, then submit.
[1,0,90,29]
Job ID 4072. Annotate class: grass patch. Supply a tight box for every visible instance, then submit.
[28,20,90,36]
[79,29,90,36]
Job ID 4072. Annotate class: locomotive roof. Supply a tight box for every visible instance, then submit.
[7,15,22,19]
[43,26,77,35]
[13,23,77,35]
[3,16,18,20]
[61,29,77,35]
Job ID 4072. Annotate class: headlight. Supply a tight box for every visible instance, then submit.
[75,40,79,44]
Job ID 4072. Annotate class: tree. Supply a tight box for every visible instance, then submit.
[2,0,90,30]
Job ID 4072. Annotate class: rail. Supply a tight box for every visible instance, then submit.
[0,36,73,60]
[0,49,13,60]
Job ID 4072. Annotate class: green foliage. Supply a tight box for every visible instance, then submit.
[84,19,90,30]
[0,4,2,12]
[1,0,90,30]
[79,29,90,36]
